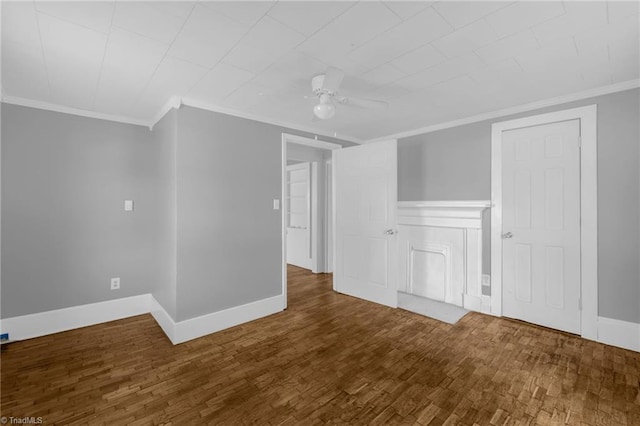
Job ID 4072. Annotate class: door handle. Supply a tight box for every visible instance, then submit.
[385,229,397,235]
[502,232,513,239]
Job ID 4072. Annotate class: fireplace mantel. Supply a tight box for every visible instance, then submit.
[397,200,491,314]
[398,200,491,229]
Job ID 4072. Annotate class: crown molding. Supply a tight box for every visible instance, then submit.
[149,96,182,130]
[365,79,640,143]
[1,95,149,128]
[173,97,363,144]
[1,92,362,144]
[4,79,637,144]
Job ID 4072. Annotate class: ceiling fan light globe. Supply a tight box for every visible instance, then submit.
[313,102,335,119]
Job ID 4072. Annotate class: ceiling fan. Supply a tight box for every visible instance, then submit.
[310,66,388,120]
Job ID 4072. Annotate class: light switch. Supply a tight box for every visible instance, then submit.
[124,200,134,212]
[273,199,280,210]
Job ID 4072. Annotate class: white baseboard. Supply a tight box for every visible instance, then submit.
[149,296,177,344]
[0,293,285,346]
[463,294,482,312]
[463,294,494,316]
[173,295,285,344]
[597,316,640,352]
[0,295,151,341]
[480,295,492,315]
[4,295,636,353]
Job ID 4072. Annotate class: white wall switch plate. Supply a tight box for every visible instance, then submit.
[482,274,491,287]
[124,200,134,211]
[110,277,120,290]
[273,199,280,210]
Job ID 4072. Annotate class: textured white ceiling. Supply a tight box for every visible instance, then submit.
[2,1,639,141]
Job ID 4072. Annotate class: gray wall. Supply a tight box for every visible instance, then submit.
[151,109,178,320]
[593,89,639,324]
[0,104,3,319]
[1,101,352,323]
[174,106,352,321]
[398,88,640,324]
[399,121,491,201]
[398,121,493,278]
[8,90,634,325]
[287,143,325,163]
[1,104,158,318]
[175,107,284,321]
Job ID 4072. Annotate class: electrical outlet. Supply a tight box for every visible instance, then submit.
[110,277,120,290]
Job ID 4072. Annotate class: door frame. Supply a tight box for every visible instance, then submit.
[490,104,597,340]
[325,159,333,275]
[281,133,342,309]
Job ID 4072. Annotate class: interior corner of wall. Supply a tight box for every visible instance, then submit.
[150,294,177,344]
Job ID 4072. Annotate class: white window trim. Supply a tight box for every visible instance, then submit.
[490,104,598,341]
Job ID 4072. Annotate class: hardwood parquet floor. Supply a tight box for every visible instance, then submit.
[1,265,639,425]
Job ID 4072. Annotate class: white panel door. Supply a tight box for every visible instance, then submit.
[334,140,398,308]
[286,163,312,269]
[502,119,581,334]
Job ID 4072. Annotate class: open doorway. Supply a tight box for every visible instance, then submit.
[281,134,341,309]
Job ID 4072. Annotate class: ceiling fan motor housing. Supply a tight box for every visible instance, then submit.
[311,74,331,96]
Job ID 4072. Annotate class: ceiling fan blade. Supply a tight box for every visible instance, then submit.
[322,66,345,93]
[338,96,388,110]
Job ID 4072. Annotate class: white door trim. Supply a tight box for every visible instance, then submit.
[490,104,598,340]
[283,133,342,150]
[325,160,333,274]
[281,134,342,309]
